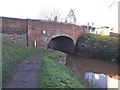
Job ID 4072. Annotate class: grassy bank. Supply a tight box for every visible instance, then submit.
[75,33,119,64]
[3,41,90,88]
[2,41,43,87]
[40,50,89,88]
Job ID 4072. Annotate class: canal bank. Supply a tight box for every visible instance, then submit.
[65,54,118,78]
[3,41,91,88]
[75,33,119,64]
[39,50,92,88]
[64,33,119,88]
[65,54,119,88]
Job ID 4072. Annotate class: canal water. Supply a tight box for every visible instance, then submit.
[65,54,118,78]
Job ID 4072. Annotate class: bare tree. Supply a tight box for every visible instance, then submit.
[66,9,77,24]
[38,7,62,22]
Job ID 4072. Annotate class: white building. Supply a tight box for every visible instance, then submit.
[95,26,112,35]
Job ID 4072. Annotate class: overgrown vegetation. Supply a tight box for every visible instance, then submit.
[2,41,43,87]
[75,33,119,64]
[40,50,91,88]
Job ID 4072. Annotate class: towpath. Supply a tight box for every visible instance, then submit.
[8,54,42,88]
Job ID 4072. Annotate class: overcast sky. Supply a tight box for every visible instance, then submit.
[0,0,118,32]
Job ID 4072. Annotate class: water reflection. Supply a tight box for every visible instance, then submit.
[65,54,118,78]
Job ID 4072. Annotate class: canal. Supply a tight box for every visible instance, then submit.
[65,54,118,78]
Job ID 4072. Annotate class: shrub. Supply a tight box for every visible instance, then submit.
[75,34,119,64]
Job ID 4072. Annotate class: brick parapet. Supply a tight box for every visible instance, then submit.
[1,17,86,48]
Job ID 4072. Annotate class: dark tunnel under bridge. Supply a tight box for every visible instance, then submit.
[47,36,75,53]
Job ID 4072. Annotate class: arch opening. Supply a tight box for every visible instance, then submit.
[47,36,74,53]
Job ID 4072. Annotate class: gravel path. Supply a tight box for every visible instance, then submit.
[7,54,42,88]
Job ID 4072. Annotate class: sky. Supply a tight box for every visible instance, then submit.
[0,0,119,32]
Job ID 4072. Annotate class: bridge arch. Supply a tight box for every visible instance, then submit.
[47,35,75,53]
[46,33,76,45]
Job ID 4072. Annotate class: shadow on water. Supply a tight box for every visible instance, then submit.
[65,54,118,78]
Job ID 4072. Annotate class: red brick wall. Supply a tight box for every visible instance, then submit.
[2,17,28,45]
[2,17,27,34]
[2,17,86,48]
[29,19,83,31]
[28,19,85,48]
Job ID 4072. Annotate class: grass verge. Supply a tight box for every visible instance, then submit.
[3,41,91,88]
[2,41,43,87]
[40,50,88,88]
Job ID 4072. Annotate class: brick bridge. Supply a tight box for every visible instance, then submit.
[1,17,86,53]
